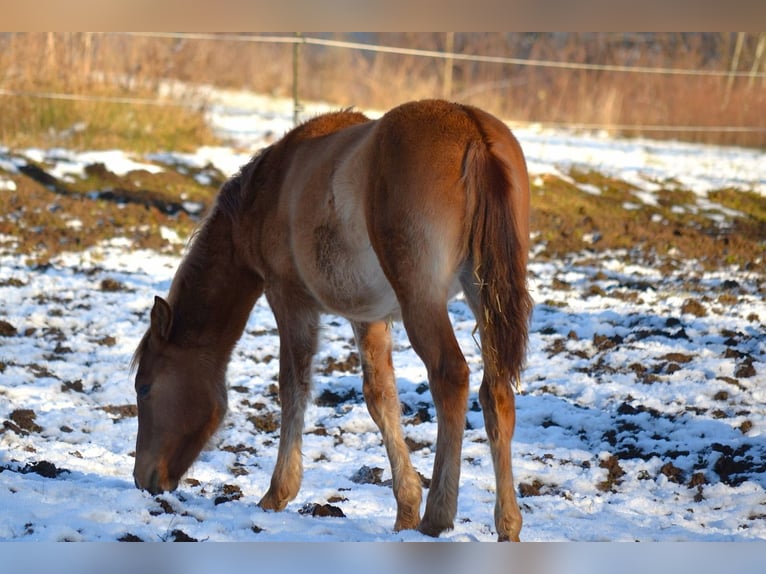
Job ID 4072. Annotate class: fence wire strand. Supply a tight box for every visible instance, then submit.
[3,32,765,135]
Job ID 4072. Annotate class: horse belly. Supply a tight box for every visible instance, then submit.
[307,222,400,321]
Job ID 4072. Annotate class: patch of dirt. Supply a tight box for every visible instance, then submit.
[681,298,708,317]
[404,404,433,425]
[100,278,128,292]
[531,170,766,270]
[214,484,243,505]
[660,462,685,484]
[0,320,17,337]
[61,379,85,393]
[100,404,138,419]
[118,533,144,542]
[711,443,766,487]
[248,412,279,433]
[315,387,358,407]
[0,460,69,478]
[519,479,560,497]
[299,502,346,518]
[318,353,360,375]
[734,358,757,378]
[170,529,197,542]
[5,409,43,435]
[404,437,431,452]
[94,335,117,347]
[597,455,625,492]
[0,157,219,264]
[350,465,385,485]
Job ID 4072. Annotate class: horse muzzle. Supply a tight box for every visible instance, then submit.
[133,465,178,495]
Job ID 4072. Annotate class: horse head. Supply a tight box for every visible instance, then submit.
[132,296,227,494]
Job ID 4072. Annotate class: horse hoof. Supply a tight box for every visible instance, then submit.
[417,519,452,538]
[258,492,288,512]
[393,516,420,532]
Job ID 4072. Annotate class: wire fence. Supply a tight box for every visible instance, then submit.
[2,32,765,135]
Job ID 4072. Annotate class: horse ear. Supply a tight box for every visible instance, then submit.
[150,296,173,341]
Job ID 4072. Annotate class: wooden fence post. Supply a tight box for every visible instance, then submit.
[722,32,745,109]
[443,32,455,100]
[748,33,766,90]
[293,32,302,126]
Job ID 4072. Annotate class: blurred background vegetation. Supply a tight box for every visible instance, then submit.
[1,32,764,150]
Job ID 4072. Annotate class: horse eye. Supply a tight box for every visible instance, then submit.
[137,384,151,399]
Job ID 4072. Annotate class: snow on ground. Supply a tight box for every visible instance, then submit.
[0,92,765,542]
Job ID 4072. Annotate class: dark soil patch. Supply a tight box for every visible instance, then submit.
[61,379,85,393]
[100,278,128,292]
[315,387,358,407]
[100,404,138,419]
[0,159,214,264]
[94,335,117,347]
[118,533,144,542]
[214,484,243,505]
[711,443,766,487]
[660,462,685,484]
[221,443,258,456]
[299,502,346,518]
[405,437,431,452]
[519,478,558,497]
[681,298,707,317]
[350,465,385,485]
[597,455,625,492]
[0,460,69,478]
[150,498,176,516]
[735,358,756,378]
[248,412,279,433]
[170,529,197,542]
[404,404,432,425]
[0,320,17,337]
[6,409,43,434]
[531,171,765,270]
[318,353,360,375]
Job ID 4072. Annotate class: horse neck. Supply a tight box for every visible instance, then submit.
[167,208,261,362]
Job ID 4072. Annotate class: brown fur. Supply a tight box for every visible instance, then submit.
[131,99,532,541]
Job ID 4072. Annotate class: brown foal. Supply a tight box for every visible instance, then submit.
[131,99,532,541]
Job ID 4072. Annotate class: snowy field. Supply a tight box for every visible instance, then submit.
[0,92,765,543]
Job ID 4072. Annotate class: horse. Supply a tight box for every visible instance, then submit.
[130,99,533,541]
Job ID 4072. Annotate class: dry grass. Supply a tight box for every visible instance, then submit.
[1,33,764,151]
[0,33,218,152]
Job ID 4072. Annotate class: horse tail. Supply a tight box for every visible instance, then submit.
[462,107,533,387]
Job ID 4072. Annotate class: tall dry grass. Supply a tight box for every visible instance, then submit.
[0,33,217,151]
[1,32,764,149]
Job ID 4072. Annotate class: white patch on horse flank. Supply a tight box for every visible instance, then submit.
[285,143,401,323]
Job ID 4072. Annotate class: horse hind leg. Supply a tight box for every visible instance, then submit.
[461,271,522,541]
[397,298,470,538]
[481,375,521,541]
[258,296,319,512]
[353,320,422,531]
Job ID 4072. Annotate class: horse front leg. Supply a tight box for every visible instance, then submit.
[353,320,422,531]
[258,297,319,512]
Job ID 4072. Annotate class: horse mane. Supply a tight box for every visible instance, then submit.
[282,108,370,145]
[131,163,251,373]
[132,109,371,373]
